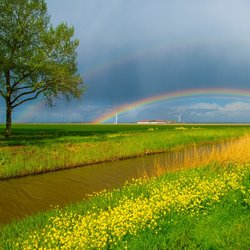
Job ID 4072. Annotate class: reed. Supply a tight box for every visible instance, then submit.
[145,134,250,178]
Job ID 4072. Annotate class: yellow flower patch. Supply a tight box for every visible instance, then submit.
[18,164,249,249]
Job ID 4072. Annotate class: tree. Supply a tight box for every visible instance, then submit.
[0,0,84,137]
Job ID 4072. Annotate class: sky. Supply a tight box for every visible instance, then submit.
[7,0,250,123]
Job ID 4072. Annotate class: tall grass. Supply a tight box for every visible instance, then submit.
[146,134,250,177]
[1,134,250,249]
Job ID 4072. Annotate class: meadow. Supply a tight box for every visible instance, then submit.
[0,123,250,179]
[0,133,250,249]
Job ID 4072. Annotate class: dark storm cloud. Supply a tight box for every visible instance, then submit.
[46,0,250,104]
[85,60,143,103]
[85,47,250,104]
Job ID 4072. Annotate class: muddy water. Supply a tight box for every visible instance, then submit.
[0,143,226,225]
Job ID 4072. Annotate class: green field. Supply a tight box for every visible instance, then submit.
[0,124,250,179]
[0,124,250,249]
[1,123,250,146]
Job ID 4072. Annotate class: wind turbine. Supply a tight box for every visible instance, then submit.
[177,114,182,123]
[115,113,118,124]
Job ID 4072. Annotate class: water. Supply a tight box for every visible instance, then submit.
[0,143,226,225]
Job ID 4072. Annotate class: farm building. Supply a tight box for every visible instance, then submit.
[137,120,176,124]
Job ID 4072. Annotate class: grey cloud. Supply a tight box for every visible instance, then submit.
[46,1,250,103]
[47,0,250,64]
[185,101,250,122]
[221,102,250,111]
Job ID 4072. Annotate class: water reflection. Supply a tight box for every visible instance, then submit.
[0,143,226,225]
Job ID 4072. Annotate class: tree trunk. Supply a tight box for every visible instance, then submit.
[5,101,12,138]
[4,70,12,138]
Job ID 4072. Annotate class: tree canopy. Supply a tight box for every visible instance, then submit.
[0,0,84,136]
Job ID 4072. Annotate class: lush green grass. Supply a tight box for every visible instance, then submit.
[0,124,164,146]
[0,163,249,249]
[0,124,250,179]
[0,123,250,146]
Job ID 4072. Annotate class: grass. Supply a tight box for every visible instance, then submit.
[1,134,250,249]
[0,124,250,179]
[122,187,250,250]
[1,123,250,146]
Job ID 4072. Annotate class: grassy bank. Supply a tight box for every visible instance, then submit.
[1,135,250,249]
[0,124,250,179]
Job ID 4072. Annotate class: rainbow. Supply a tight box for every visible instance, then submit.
[16,41,236,123]
[93,88,250,123]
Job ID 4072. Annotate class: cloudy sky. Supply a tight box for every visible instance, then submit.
[9,0,250,123]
